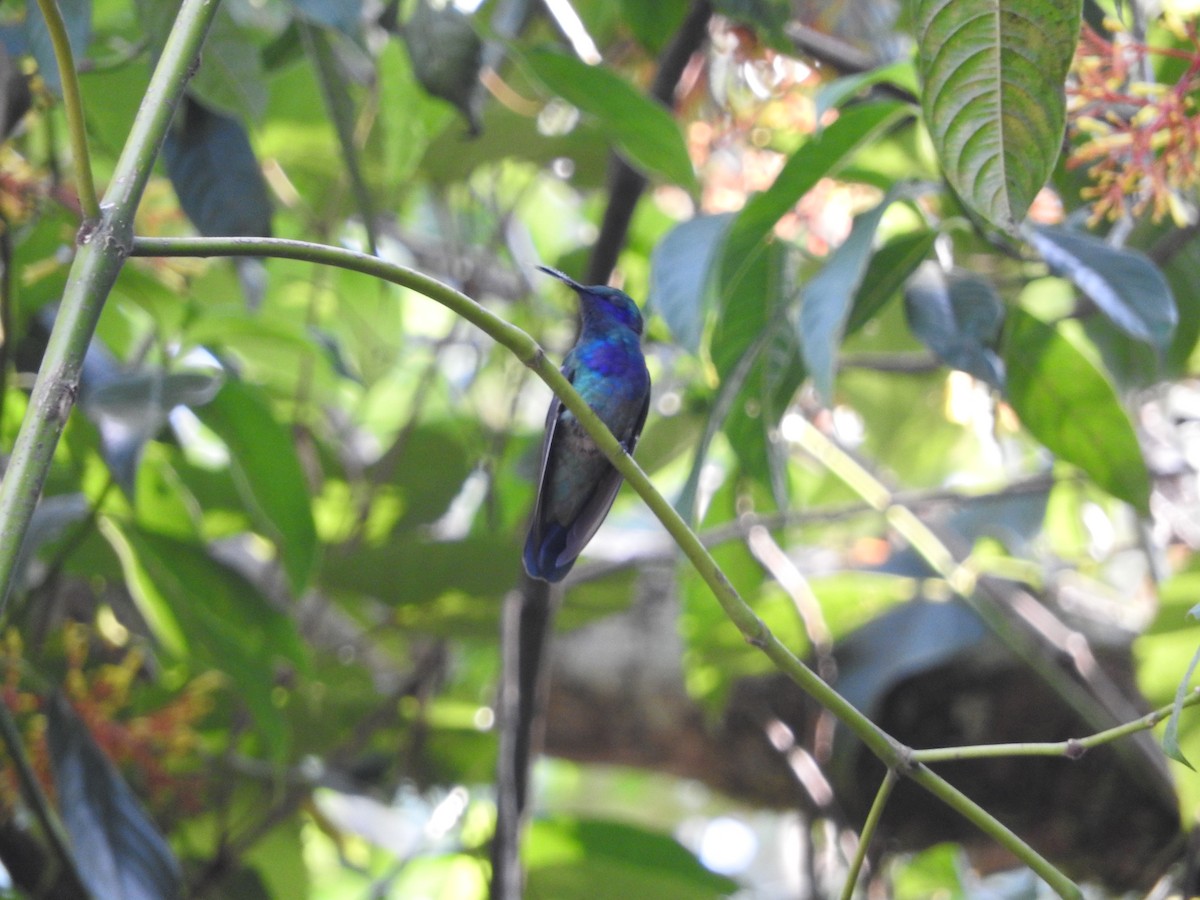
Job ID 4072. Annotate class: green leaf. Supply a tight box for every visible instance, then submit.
[649,213,734,354]
[913,0,1081,232]
[619,0,689,53]
[526,816,738,898]
[198,380,319,595]
[522,48,698,191]
[136,1,268,121]
[1163,638,1200,770]
[815,59,919,120]
[1029,225,1177,352]
[1004,308,1150,511]
[104,525,308,758]
[799,183,924,403]
[720,101,907,297]
[844,229,937,336]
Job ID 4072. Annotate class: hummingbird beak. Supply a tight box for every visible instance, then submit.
[536,264,587,293]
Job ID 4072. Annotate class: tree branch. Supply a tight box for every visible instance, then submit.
[130,233,1082,898]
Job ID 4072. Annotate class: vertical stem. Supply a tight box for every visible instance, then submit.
[35,0,99,221]
[841,769,897,900]
[0,0,223,612]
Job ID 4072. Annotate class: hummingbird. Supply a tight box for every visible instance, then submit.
[523,265,651,582]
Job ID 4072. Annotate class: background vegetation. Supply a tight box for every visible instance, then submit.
[0,0,1198,897]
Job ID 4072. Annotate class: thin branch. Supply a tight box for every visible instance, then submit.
[129,233,1082,899]
[913,686,1200,765]
[840,768,896,900]
[35,0,99,221]
[0,0,221,614]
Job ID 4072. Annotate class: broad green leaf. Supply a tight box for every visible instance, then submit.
[913,0,1081,232]
[720,101,907,297]
[122,528,308,758]
[619,0,688,53]
[198,380,319,594]
[1029,225,1177,352]
[523,48,698,191]
[815,59,920,120]
[648,213,734,354]
[904,263,1006,387]
[1004,308,1150,511]
[844,229,937,335]
[47,693,183,900]
[799,183,924,403]
[526,816,738,898]
[135,1,268,121]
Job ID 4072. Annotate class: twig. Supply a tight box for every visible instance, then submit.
[35,0,99,221]
[840,768,896,900]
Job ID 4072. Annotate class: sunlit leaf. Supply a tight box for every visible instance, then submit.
[720,101,907,296]
[800,183,924,403]
[523,48,698,191]
[47,692,183,900]
[649,213,734,354]
[1004,309,1150,511]
[198,380,319,595]
[913,0,1080,232]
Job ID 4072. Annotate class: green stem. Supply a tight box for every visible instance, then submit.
[35,0,99,221]
[913,686,1200,764]
[0,0,221,613]
[129,234,1080,898]
[841,768,897,900]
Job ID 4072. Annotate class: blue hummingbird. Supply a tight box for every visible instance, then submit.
[523,265,651,582]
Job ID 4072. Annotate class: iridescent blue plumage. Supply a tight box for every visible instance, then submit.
[523,266,651,582]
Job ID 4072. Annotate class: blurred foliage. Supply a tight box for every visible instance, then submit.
[0,0,1198,897]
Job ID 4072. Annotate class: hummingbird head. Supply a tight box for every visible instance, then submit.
[537,265,644,336]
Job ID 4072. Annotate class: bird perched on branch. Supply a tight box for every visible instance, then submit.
[523,266,651,582]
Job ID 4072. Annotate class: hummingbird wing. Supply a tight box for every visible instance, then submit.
[556,390,650,569]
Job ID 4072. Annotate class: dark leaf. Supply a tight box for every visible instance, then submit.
[648,213,734,354]
[1029,225,1177,352]
[1004,308,1150,511]
[47,692,183,900]
[904,263,1006,387]
[402,0,483,134]
[0,43,31,137]
[163,96,273,240]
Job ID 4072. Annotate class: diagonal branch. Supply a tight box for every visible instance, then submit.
[129,232,1082,899]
